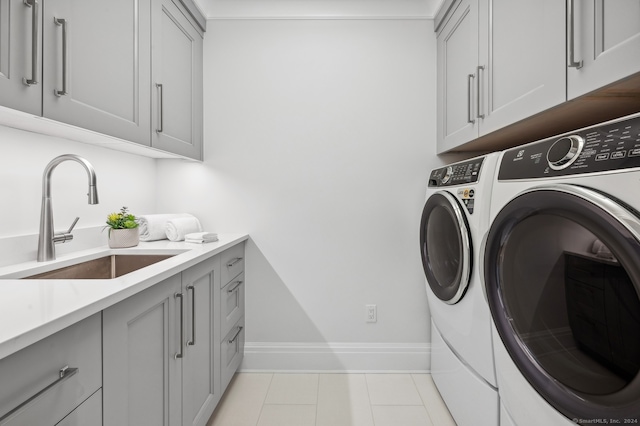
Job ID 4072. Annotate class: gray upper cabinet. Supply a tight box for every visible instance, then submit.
[436,0,479,152]
[437,0,565,153]
[42,0,152,146]
[152,0,203,160]
[0,0,42,115]
[568,0,640,99]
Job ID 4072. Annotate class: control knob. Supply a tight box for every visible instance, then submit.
[441,166,453,184]
[547,135,584,170]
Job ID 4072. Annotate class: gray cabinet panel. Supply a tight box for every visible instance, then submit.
[55,389,102,426]
[103,275,182,426]
[569,0,640,99]
[0,0,41,115]
[182,256,222,426]
[0,314,101,426]
[152,0,203,160]
[42,0,152,145]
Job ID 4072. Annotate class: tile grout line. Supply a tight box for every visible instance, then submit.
[364,373,377,426]
[255,373,275,426]
[314,373,320,426]
[411,373,436,426]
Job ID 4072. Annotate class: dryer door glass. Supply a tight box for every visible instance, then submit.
[420,191,472,304]
[484,184,640,422]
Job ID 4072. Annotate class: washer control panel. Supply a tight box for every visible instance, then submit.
[499,113,640,180]
[428,157,484,187]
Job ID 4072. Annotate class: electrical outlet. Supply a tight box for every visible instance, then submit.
[366,304,377,323]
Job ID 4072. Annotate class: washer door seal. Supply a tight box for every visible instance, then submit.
[420,190,472,305]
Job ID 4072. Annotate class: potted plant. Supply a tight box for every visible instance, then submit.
[105,206,140,248]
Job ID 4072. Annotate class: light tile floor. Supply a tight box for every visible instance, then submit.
[207,373,457,426]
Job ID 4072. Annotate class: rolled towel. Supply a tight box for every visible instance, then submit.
[138,213,194,241]
[165,216,203,242]
[185,232,218,244]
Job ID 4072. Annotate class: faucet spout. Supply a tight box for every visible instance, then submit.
[37,154,99,262]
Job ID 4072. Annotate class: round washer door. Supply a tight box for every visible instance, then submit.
[484,184,640,423]
[420,190,472,305]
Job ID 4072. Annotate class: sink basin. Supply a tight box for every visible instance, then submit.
[23,254,175,280]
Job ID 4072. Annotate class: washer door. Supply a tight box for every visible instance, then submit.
[420,190,472,305]
[485,184,640,422]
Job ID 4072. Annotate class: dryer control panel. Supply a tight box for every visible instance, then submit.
[499,113,640,180]
[428,157,484,187]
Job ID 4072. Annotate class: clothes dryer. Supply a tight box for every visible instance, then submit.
[484,113,640,425]
[420,153,500,426]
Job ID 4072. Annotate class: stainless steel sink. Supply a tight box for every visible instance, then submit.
[23,254,175,279]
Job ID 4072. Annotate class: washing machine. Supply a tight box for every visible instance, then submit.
[484,113,640,425]
[420,152,500,426]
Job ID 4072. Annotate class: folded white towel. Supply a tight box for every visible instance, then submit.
[185,232,218,244]
[138,214,195,241]
[165,217,203,242]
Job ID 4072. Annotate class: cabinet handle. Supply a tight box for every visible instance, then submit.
[227,280,243,293]
[467,74,475,124]
[174,292,184,359]
[187,285,195,346]
[0,366,78,424]
[228,326,243,344]
[54,17,68,96]
[22,0,39,86]
[156,83,164,133]
[226,257,243,268]
[476,65,484,119]
[567,0,583,69]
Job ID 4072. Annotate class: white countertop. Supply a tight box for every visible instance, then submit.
[0,233,249,360]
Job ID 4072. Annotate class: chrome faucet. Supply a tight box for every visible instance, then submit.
[37,154,99,262]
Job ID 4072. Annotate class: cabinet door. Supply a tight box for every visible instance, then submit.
[437,0,480,153]
[569,0,640,99]
[0,0,41,115]
[55,389,102,426]
[181,256,221,426]
[103,275,182,426]
[151,0,203,160]
[478,0,566,136]
[42,0,151,145]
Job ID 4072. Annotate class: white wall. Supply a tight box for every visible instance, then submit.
[157,18,447,371]
[0,125,157,263]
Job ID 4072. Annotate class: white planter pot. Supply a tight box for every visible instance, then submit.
[108,228,140,248]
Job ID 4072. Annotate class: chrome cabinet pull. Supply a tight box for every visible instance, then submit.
[227,280,243,293]
[476,65,485,119]
[174,292,184,359]
[187,285,195,346]
[54,17,68,96]
[228,326,243,344]
[156,83,163,133]
[0,366,78,424]
[567,0,583,68]
[226,257,243,268]
[467,73,475,124]
[22,0,39,86]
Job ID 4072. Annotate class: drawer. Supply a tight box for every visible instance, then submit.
[55,389,102,426]
[0,314,102,426]
[221,317,245,392]
[221,272,245,337]
[221,242,245,287]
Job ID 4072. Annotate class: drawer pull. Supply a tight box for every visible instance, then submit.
[22,0,39,86]
[174,292,184,359]
[227,280,243,293]
[0,366,78,424]
[226,257,243,268]
[187,285,195,346]
[156,83,164,133]
[54,17,68,96]
[228,326,243,344]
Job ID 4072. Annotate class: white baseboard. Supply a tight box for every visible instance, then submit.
[239,342,431,373]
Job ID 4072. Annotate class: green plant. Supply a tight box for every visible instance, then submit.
[105,206,139,230]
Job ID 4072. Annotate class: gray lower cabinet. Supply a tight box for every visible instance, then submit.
[56,389,103,426]
[0,0,42,116]
[0,313,102,426]
[103,255,223,426]
[151,0,204,160]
